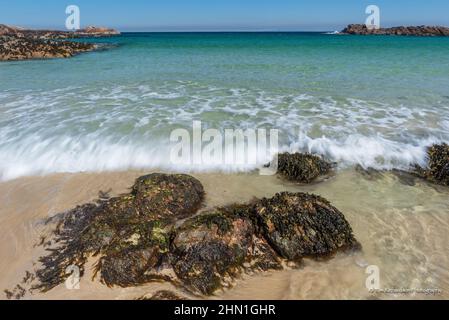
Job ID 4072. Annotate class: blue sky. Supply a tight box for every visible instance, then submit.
[0,0,448,31]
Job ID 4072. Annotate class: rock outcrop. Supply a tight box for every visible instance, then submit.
[77,26,120,37]
[6,173,360,299]
[0,24,24,35]
[341,24,449,37]
[276,153,332,183]
[0,24,119,61]
[0,24,120,39]
[0,36,97,61]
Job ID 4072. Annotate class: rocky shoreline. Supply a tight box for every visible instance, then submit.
[4,143,447,300]
[341,24,449,37]
[0,24,119,61]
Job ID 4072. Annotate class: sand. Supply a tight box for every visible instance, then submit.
[0,169,448,300]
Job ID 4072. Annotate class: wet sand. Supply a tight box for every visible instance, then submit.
[0,169,448,300]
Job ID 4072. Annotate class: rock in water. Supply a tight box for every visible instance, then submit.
[170,205,281,295]
[414,143,449,186]
[277,153,332,183]
[252,192,360,260]
[0,36,97,61]
[341,24,449,37]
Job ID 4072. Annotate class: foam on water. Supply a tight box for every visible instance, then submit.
[1,81,448,181]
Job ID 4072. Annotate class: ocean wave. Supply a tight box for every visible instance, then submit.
[0,82,448,181]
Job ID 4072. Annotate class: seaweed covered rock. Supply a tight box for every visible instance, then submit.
[252,192,360,260]
[19,172,361,298]
[33,174,204,292]
[170,206,281,295]
[414,143,449,186]
[277,153,332,183]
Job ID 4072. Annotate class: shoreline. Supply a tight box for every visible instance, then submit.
[1,168,448,300]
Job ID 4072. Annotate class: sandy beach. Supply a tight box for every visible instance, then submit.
[1,168,448,300]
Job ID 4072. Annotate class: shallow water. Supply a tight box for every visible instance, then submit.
[0,169,447,300]
[1,33,449,180]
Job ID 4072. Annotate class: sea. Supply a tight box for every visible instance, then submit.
[1,32,449,180]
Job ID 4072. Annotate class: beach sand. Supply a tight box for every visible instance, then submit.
[0,169,448,300]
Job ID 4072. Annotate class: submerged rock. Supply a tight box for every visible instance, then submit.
[252,192,360,260]
[171,206,280,295]
[277,153,332,183]
[414,143,449,186]
[355,165,384,181]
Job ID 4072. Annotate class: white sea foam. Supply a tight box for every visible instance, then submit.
[0,82,448,181]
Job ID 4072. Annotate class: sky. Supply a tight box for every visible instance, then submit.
[0,0,448,31]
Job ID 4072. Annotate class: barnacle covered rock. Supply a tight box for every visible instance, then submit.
[170,205,281,295]
[277,153,332,183]
[414,143,449,186]
[252,192,360,260]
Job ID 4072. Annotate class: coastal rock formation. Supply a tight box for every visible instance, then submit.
[77,26,120,36]
[7,173,360,298]
[277,153,332,183]
[0,24,119,61]
[341,24,449,37]
[0,24,120,39]
[0,35,96,61]
[0,24,23,35]
[414,143,449,186]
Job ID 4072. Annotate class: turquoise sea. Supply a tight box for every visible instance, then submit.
[1,32,449,180]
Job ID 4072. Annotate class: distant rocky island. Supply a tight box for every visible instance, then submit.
[0,24,120,61]
[341,24,449,36]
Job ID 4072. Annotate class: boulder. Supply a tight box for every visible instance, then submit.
[252,192,360,260]
[277,153,332,183]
